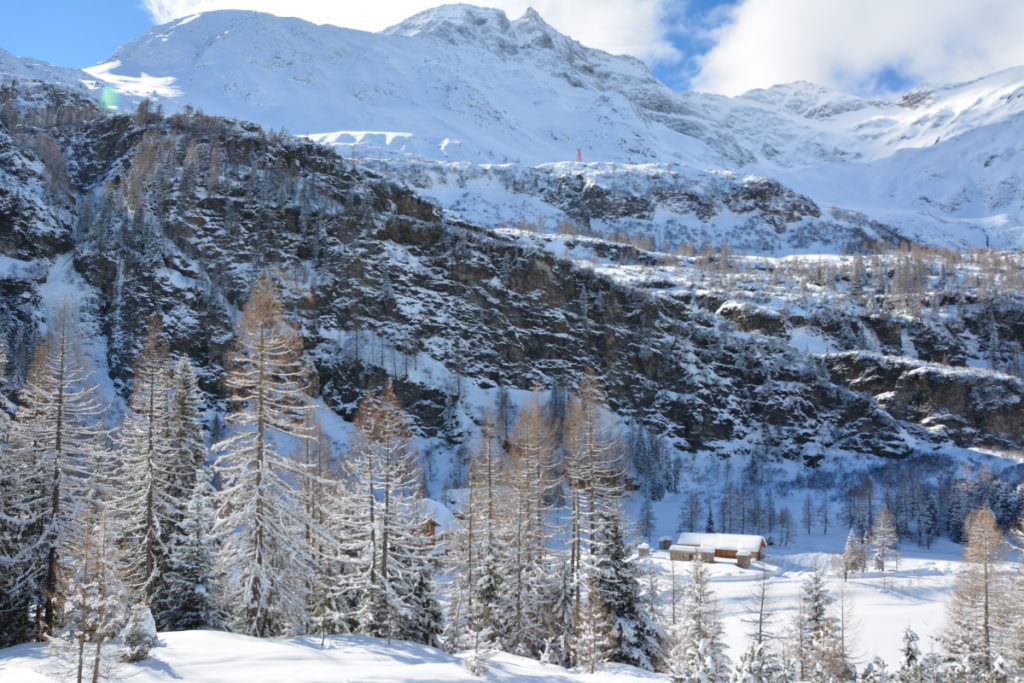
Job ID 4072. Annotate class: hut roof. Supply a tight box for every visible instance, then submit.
[674,532,766,554]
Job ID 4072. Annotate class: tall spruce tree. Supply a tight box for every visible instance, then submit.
[161,465,220,630]
[788,568,850,681]
[669,556,730,682]
[115,321,178,614]
[213,276,316,637]
[589,510,665,671]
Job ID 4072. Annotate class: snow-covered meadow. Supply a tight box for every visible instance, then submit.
[0,533,973,682]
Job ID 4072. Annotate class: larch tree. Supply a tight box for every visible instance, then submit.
[446,416,505,654]
[562,369,625,666]
[870,503,899,574]
[213,276,316,637]
[48,497,127,683]
[340,381,432,642]
[501,393,560,657]
[8,302,107,637]
[942,506,1010,677]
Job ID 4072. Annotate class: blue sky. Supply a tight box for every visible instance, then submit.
[1,0,1022,96]
[6,0,735,87]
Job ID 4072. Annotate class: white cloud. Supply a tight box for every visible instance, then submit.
[691,0,1024,96]
[141,0,681,63]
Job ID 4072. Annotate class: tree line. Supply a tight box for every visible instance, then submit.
[0,275,664,679]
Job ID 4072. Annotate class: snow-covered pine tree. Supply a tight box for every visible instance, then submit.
[0,336,34,646]
[341,381,429,642]
[155,354,212,628]
[842,527,866,580]
[896,626,925,683]
[213,276,316,637]
[0,335,9,438]
[942,506,1010,677]
[48,496,127,683]
[788,567,850,681]
[115,320,179,614]
[588,510,664,671]
[8,302,107,636]
[562,369,625,666]
[164,355,208,515]
[669,556,730,682]
[501,393,561,657]
[871,503,899,574]
[161,464,220,630]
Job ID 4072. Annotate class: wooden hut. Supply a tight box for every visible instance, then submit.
[672,533,767,561]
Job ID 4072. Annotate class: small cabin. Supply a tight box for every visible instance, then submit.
[658,536,673,550]
[669,544,715,563]
[672,533,767,562]
[637,542,651,558]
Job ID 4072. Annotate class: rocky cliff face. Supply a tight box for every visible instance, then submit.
[1,79,1022,490]
[355,158,906,254]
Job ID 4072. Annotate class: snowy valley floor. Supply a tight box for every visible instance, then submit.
[0,536,967,682]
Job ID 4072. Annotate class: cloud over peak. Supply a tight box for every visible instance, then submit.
[141,0,682,64]
[692,0,1024,96]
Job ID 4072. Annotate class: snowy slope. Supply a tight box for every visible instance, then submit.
[0,538,977,679]
[12,5,1023,251]
[0,630,661,682]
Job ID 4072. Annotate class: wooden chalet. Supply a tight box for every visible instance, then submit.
[670,532,767,563]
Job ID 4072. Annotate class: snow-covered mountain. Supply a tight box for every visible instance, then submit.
[4,5,1024,252]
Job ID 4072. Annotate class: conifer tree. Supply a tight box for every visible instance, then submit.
[339,381,430,642]
[562,370,624,661]
[115,321,178,613]
[669,557,730,682]
[164,355,208,512]
[589,511,665,671]
[942,506,1010,677]
[788,568,850,681]
[871,503,899,574]
[213,276,316,637]
[734,564,785,681]
[161,465,220,630]
[0,337,34,645]
[48,497,127,683]
[502,395,559,656]
[447,418,506,652]
[842,528,866,580]
[896,627,925,683]
[8,302,107,636]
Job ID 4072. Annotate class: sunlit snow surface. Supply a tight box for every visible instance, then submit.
[4,8,1024,251]
[0,537,973,681]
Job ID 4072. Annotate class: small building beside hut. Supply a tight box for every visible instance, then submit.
[671,532,767,562]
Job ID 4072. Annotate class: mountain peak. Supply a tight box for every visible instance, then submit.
[383,4,512,38]
[383,3,566,54]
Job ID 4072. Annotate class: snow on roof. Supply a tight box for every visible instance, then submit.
[418,498,456,534]
[675,533,766,553]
